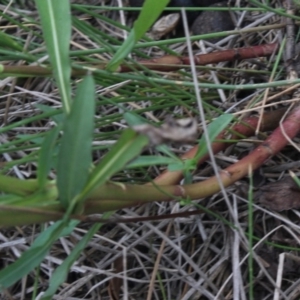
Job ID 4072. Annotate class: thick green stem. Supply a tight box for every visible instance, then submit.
[0,204,64,227]
[0,174,39,196]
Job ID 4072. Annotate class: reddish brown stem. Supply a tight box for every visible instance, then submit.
[120,43,279,72]
[1,43,278,76]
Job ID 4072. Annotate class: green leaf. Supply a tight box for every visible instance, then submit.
[133,0,169,39]
[124,111,148,126]
[38,126,61,188]
[126,155,177,169]
[196,114,234,160]
[35,103,64,124]
[35,0,72,113]
[167,161,187,172]
[57,75,95,208]
[41,212,113,300]
[0,31,23,51]
[79,129,149,201]
[167,159,194,172]
[0,194,23,205]
[106,0,169,71]
[0,220,78,290]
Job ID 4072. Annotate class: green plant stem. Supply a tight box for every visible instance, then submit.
[0,174,39,196]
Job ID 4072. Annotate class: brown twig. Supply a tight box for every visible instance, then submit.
[1,43,279,76]
[119,43,279,72]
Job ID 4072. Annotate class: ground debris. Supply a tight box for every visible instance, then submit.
[257,177,300,211]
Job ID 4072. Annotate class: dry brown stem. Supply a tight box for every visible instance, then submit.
[120,43,279,72]
[1,43,279,76]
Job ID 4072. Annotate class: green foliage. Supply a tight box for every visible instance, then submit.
[56,75,95,208]
[40,213,112,300]
[127,155,177,168]
[195,113,234,160]
[0,220,78,289]
[35,0,72,113]
[37,126,60,188]
[106,0,169,71]
[0,31,23,51]
[0,0,170,294]
[78,129,149,203]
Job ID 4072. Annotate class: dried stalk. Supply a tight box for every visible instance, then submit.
[0,43,278,76]
[120,43,279,72]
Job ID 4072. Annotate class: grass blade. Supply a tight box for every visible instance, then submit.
[126,155,177,168]
[196,113,234,160]
[37,126,60,188]
[79,129,149,201]
[0,31,23,51]
[57,75,95,208]
[41,212,113,300]
[107,0,169,71]
[35,0,72,113]
[0,220,78,290]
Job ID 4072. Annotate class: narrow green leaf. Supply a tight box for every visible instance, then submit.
[124,111,149,126]
[41,212,113,300]
[0,31,23,51]
[0,220,78,290]
[0,194,23,205]
[57,75,95,208]
[291,174,300,187]
[38,126,60,187]
[106,0,169,71]
[126,155,177,169]
[167,161,187,172]
[133,0,169,39]
[35,103,64,124]
[79,129,149,201]
[35,0,72,113]
[196,114,234,160]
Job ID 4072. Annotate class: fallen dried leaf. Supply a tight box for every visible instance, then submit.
[148,13,180,40]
